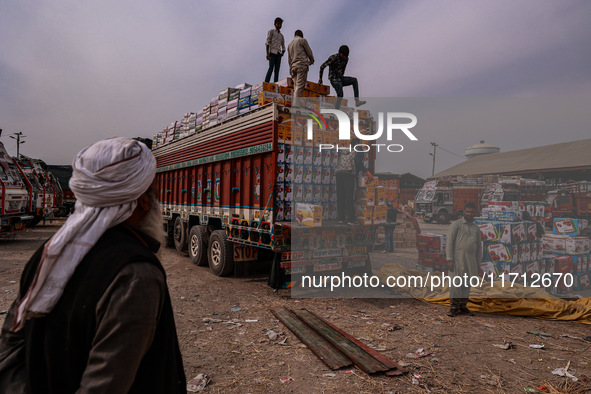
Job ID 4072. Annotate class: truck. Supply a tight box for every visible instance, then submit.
[47,165,76,216]
[152,96,379,287]
[414,178,484,224]
[479,178,549,208]
[0,142,33,235]
[544,181,591,225]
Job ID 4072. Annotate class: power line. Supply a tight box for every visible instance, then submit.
[437,145,465,159]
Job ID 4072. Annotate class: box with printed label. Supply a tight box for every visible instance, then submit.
[276,78,294,88]
[295,203,322,227]
[293,165,303,183]
[355,206,374,225]
[374,205,387,224]
[486,243,513,263]
[417,233,447,252]
[293,183,304,201]
[303,165,312,184]
[480,261,498,279]
[375,186,386,206]
[284,144,293,163]
[478,222,500,242]
[303,184,313,203]
[553,218,588,236]
[284,163,293,183]
[313,184,322,202]
[312,166,322,184]
[487,211,523,222]
[262,82,278,92]
[566,236,590,255]
[511,223,527,244]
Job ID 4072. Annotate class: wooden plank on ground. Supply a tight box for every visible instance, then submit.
[301,309,408,376]
[272,307,351,370]
[292,309,388,374]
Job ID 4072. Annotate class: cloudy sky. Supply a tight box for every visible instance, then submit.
[1,0,590,179]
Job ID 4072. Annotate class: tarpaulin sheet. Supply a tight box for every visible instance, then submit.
[376,263,591,325]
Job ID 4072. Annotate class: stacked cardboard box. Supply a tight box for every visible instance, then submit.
[417,233,447,272]
[153,79,331,149]
[394,215,417,248]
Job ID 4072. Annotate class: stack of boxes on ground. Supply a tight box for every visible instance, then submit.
[354,176,386,225]
[542,218,590,292]
[394,209,418,249]
[416,211,590,294]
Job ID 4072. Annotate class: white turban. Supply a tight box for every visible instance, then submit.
[13,137,156,331]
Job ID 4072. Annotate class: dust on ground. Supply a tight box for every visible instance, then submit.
[1,220,590,393]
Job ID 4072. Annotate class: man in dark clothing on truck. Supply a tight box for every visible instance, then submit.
[319,45,366,109]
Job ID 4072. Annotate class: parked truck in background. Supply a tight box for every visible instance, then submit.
[479,178,548,208]
[414,178,484,224]
[544,181,591,225]
[47,165,76,216]
[0,142,33,235]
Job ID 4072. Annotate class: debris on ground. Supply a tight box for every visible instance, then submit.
[527,331,553,338]
[280,377,294,383]
[493,339,515,350]
[407,348,434,358]
[187,374,210,392]
[529,344,545,349]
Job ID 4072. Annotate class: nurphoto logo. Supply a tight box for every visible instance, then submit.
[304,108,418,152]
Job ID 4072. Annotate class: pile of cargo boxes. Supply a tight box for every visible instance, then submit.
[541,218,590,292]
[353,177,387,225]
[415,215,590,294]
[152,79,331,149]
[416,233,448,272]
[375,178,400,208]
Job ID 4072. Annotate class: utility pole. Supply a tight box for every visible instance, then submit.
[10,132,26,159]
[430,142,438,176]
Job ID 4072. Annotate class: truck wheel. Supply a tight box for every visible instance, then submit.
[437,212,450,225]
[173,216,187,252]
[208,230,234,276]
[188,225,208,266]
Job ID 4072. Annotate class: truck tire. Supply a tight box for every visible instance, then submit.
[188,225,208,266]
[208,230,234,276]
[173,216,187,252]
[436,212,450,225]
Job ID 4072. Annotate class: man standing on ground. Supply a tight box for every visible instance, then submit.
[335,137,373,225]
[0,137,186,393]
[265,17,285,83]
[445,202,482,317]
[319,45,366,109]
[383,201,399,253]
[288,29,314,107]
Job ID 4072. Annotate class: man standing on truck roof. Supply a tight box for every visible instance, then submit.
[265,17,285,83]
[288,29,314,107]
[319,45,366,109]
[0,137,186,393]
[445,202,482,317]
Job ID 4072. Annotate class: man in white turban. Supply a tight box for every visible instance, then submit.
[0,137,186,393]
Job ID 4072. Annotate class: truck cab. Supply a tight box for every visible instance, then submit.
[414,181,453,224]
[0,143,33,234]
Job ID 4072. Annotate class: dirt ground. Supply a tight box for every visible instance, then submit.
[1,220,591,393]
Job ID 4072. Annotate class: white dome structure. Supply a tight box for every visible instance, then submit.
[465,140,500,159]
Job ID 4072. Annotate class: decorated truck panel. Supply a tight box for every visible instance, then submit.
[0,142,33,234]
[153,99,378,286]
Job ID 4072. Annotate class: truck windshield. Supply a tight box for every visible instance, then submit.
[416,189,435,202]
